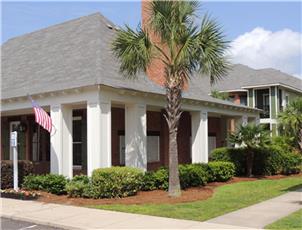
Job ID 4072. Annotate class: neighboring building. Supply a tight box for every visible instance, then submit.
[1,13,260,177]
[207,64,302,135]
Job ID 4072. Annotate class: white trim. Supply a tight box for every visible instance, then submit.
[252,88,255,108]
[72,116,82,121]
[275,86,278,117]
[219,89,248,93]
[242,83,302,94]
[269,86,272,119]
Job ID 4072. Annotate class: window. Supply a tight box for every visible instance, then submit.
[240,95,247,106]
[32,125,40,161]
[147,135,160,162]
[279,89,283,111]
[255,89,270,118]
[208,136,217,156]
[73,116,82,166]
[119,135,125,165]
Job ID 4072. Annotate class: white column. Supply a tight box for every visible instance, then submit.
[87,94,111,176]
[255,115,260,125]
[50,104,73,178]
[125,103,147,171]
[235,115,248,128]
[191,111,208,163]
[100,99,112,168]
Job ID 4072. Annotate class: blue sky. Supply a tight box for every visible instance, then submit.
[2,1,302,77]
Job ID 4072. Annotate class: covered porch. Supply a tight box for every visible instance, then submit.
[1,85,259,177]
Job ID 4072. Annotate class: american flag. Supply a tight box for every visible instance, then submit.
[29,96,52,133]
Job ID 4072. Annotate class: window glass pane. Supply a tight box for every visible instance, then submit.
[240,95,247,105]
[73,144,82,165]
[119,135,125,165]
[147,136,160,162]
[73,120,82,142]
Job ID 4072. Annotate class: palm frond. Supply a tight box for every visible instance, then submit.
[196,14,230,84]
[112,25,153,78]
[229,124,271,148]
[149,1,200,44]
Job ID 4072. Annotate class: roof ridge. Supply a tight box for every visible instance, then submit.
[2,12,115,45]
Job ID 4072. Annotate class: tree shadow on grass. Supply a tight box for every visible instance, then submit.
[282,184,302,192]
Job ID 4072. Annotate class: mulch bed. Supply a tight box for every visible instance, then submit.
[36,174,301,206]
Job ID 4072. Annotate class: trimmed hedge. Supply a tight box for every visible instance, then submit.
[210,147,246,175]
[141,168,169,191]
[141,162,235,191]
[66,175,90,198]
[210,147,302,176]
[22,174,67,195]
[23,162,236,198]
[207,161,235,182]
[1,160,33,189]
[179,164,208,189]
[90,167,144,198]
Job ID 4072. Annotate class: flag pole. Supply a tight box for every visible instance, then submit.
[37,125,40,161]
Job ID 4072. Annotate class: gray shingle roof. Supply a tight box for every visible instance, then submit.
[0,12,278,110]
[208,64,302,93]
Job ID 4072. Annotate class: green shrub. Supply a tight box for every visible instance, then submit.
[210,147,246,175]
[210,146,302,176]
[91,167,143,198]
[282,153,302,174]
[66,175,90,198]
[1,160,33,189]
[253,147,283,175]
[142,164,209,191]
[207,161,235,182]
[179,164,208,189]
[153,168,169,190]
[22,174,67,195]
[141,171,157,191]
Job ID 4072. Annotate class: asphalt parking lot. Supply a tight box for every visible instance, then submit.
[1,218,63,230]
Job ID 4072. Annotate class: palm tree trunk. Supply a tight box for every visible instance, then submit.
[299,129,302,150]
[246,148,254,177]
[165,84,182,197]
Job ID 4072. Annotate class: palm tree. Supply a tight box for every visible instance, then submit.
[229,124,270,177]
[278,98,302,150]
[112,1,229,197]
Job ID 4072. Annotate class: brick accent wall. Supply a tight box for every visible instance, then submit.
[111,108,125,166]
[141,0,166,86]
[208,117,223,148]
[141,1,188,89]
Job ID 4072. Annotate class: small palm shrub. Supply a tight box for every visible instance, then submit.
[229,124,271,177]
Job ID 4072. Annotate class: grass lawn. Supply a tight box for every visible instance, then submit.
[90,176,302,222]
[265,209,302,230]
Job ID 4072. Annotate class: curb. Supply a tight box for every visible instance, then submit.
[1,214,84,230]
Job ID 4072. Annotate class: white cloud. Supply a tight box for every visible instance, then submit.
[229,27,302,78]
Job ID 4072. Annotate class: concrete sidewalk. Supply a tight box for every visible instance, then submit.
[206,188,302,229]
[0,198,251,230]
[1,188,301,230]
